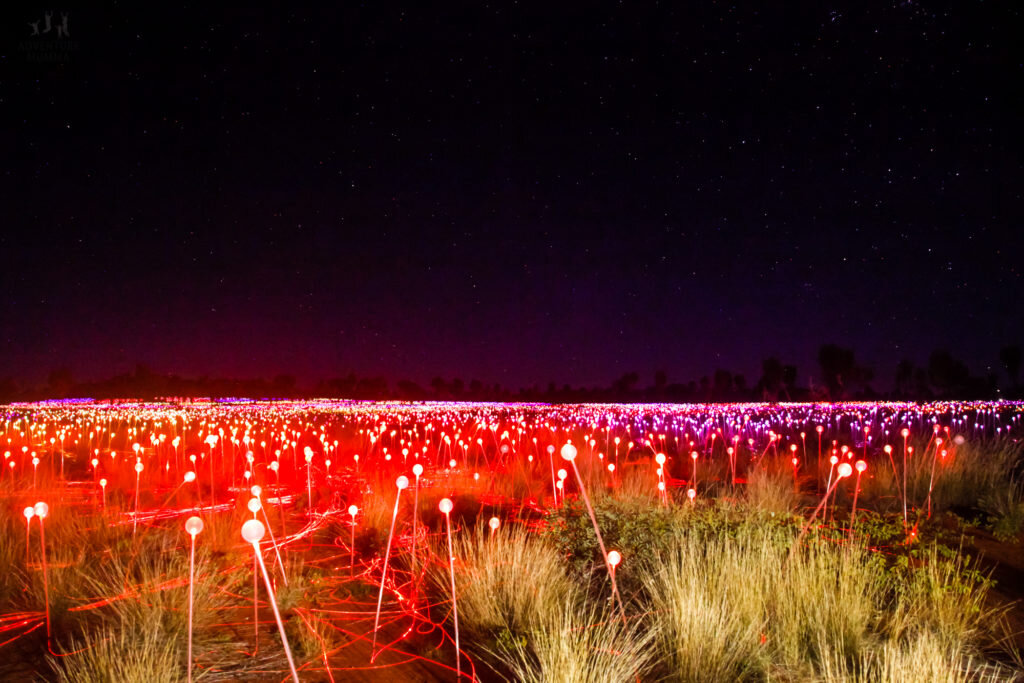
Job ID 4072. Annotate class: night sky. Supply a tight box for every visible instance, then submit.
[3,3,1021,391]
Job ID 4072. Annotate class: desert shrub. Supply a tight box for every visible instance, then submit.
[980,477,1024,542]
[431,523,575,643]
[488,598,655,683]
[744,463,801,516]
[47,623,184,683]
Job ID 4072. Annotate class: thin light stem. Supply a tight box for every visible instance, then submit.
[372,488,402,659]
[253,544,299,683]
[444,512,461,679]
[570,460,627,625]
[188,535,196,683]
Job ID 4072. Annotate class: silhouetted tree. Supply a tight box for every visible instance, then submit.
[759,358,785,400]
[818,344,856,398]
[782,364,797,399]
[1000,345,1021,393]
[272,374,296,396]
[654,370,667,393]
[612,371,639,396]
[895,359,915,397]
[928,350,971,398]
[397,379,424,399]
[46,367,76,398]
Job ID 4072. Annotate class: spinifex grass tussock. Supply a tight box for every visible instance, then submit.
[431,522,575,641]
[744,462,801,516]
[905,436,1023,515]
[486,598,656,683]
[769,539,889,675]
[980,476,1024,542]
[886,543,997,649]
[77,534,233,639]
[640,528,771,681]
[47,622,185,683]
[819,629,1012,683]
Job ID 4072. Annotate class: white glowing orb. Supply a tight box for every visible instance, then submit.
[241,519,265,544]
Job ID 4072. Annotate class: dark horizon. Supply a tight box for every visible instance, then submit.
[3,4,1021,391]
[5,340,1019,403]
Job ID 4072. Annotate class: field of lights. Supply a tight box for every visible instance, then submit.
[2,399,1024,682]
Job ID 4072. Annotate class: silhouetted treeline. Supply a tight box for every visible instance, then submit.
[1,344,1020,403]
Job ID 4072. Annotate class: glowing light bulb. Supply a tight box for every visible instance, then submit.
[185,516,204,536]
[241,519,265,544]
[439,498,453,514]
[396,475,409,490]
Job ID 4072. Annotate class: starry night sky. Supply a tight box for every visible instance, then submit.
[3,3,1022,391]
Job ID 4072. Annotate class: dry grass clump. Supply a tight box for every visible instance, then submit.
[47,622,184,683]
[640,529,769,681]
[905,436,1022,513]
[820,629,1011,683]
[434,522,574,638]
[490,598,655,683]
[639,520,1011,681]
[744,463,801,516]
